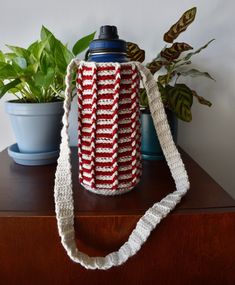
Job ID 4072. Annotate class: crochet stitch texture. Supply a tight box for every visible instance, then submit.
[54,59,190,270]
[77,61,141,194]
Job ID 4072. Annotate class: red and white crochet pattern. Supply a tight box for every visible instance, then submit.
[76,62,141,195]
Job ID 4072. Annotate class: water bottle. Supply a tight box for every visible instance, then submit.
[78,25,141,195]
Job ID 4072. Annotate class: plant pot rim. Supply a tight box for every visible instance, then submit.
[140,108,151,114]
[5,100,64,116]
[6,100,63,104]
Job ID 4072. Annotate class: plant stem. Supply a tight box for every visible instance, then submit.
[174,74,180,85]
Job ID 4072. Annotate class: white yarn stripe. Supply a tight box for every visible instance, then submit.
[83,99,93,105]
[85,147,130,155]
[96,109,114,115]
[83,79,132,85]
[97,98,132,106]
[96,148,117,154]
[98,100,114,106]
[95,165,132,172]
[119,98,132,104]
[98,89,117,94]
[82,154,134,165]
[117,165,133,171]
[118,137,132,144]
[83,66,132,77]
[82,154,111,162]
[119,128,132,134]
[97,70,116,76]
[119,89,132,94]
[96,128,132,135]
[118,109,132,115]
[83,70,95,76]
[82,118,92,124]
[95,117,132,127]
[93,173,132,181]
[83,90,131,98]
[54,60,190,270]
[118,156,132,163]
[84,172,133,181]
[82,164,92,170]
[84,183,132,191]
[95,138,113,143]
[97,120,115,125]
[121,70,133,75]
[84,88,125,95]
[118,146,132,153]
[82,109,93,115]
[119,118,132,125]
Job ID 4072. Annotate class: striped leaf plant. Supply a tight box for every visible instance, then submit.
[127,7,215,122]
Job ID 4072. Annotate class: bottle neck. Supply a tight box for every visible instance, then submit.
[87,51,129,63]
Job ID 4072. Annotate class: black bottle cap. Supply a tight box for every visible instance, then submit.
[88,25,127,56]
[98,25,119,40]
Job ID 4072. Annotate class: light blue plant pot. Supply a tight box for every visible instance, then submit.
[5,101,64,154]
[141,110,178,160]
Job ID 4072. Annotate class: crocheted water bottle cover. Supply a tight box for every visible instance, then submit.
[77,62,141,195]
[54,59,190,270]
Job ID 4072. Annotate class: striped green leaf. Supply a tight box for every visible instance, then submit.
[164,7,197,43]
[127,42,145,62]
[158,73,175,85]
[179,68,215,81]
[161,42,193,61]
[167,83,193,122]
[184,39,215,60]
[147,60,166,74]
[192,90,212,107]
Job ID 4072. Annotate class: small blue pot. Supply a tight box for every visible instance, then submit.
[5,101,64,154]
[141,110,178,160]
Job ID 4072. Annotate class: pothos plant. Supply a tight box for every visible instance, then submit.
[127,7,215,122]
[0,26,95,103]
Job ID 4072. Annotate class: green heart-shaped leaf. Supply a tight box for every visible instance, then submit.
[72,31,96,56]
[0,78,21,98]
[0,62,18,79]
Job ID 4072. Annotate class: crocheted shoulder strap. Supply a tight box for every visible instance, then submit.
[54,59,190,270]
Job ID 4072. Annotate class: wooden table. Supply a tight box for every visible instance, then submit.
[0,147,234,285]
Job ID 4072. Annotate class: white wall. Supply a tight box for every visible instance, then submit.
[0,0,234,198]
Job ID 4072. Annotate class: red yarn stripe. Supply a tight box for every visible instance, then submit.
[77,65,84,184]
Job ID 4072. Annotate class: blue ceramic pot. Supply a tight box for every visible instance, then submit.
[141,109,178,160]
[5,101,64,154]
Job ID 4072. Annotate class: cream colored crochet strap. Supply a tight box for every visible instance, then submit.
[54,59,190,270]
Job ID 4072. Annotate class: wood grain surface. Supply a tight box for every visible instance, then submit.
[0,147,234,285]
[0,148,234,216]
